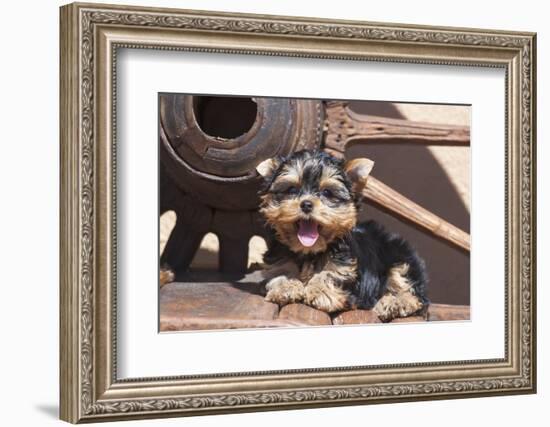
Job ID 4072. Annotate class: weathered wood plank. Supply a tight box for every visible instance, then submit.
[279,304,332,326]
[160,282,471,331]
[332,309,381,325]
[160,282,280,331]
[427,303,470,321]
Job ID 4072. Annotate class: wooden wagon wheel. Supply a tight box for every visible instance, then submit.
[160,94,323,275]
[160,95,470,277]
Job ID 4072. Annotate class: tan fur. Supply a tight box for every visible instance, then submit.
[263,259,304,306]
[260,193,357,255]
[263,253,357,313]
[297,255,357,284]
[325,259,358,282]
[285,158,304,181]
[260,194,301,224]
[319,180,347,194]
[300,257,356,313]
[314,202,357,242]
[265,276,305,305]
[319,164,341,185]
[373,263,423,321]
[386,263,412,293]
[256,158,279,178]
[319,169,348,194]
[159,268,175,287]
[270,175,300,192]
[303,272,350,313]
[345,158,374,193]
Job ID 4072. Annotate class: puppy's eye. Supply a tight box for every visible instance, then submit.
[286,186,299,195]
[321,188,334,198]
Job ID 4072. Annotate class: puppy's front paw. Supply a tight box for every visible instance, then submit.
[303,277,349,313]
[265,276,305,306]
[374,292,423,322]
[373,294,399,322]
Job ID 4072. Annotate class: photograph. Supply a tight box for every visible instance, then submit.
[158,94,471,332]
[57,2,536,422]
[0,0,544,424]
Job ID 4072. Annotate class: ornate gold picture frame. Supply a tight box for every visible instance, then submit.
[60,2,536,423]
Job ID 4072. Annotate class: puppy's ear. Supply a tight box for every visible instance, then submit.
[256,157,280,179]
[345,158,374,194]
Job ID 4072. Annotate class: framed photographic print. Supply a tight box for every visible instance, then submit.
[59,2,537,423]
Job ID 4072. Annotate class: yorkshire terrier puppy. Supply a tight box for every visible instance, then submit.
[257,150,428,321]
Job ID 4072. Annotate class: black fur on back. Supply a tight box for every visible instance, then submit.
[349,220,429,309]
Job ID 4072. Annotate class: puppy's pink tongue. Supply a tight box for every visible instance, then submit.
[297,219,319,247]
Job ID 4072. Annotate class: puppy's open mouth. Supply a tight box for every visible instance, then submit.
[296,219,320,247]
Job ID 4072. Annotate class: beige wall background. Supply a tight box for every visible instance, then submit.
[160,101,470,305]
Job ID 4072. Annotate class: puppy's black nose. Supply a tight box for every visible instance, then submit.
[300,200,313,213]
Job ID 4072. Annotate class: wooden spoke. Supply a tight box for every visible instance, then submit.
[326,147,470,252]
[364,176,470,252]
[324,101,470,151]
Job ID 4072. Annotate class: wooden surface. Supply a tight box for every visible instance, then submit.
[160,282,470,331]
